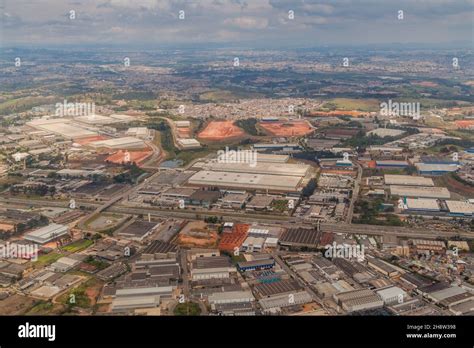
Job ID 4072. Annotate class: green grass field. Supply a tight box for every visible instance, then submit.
[322,98,380,112]
[62,239,93,253]
[34,252,64,267]
[173,302,202,316]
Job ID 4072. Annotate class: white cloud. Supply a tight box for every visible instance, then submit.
[223,16,269,30]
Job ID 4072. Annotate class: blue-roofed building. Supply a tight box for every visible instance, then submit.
[465,148,474,154]
[415,163,459,176]
[237,258,275,272]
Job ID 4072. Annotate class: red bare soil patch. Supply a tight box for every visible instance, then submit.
[74,135,109,145]
[455,120,474,129]
[106,149,152,166]
[197,121,245,141]
[259,120,314,137]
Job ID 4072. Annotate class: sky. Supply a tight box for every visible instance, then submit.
[1,0,473,48]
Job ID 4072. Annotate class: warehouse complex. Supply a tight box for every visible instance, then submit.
[24,223,69,244]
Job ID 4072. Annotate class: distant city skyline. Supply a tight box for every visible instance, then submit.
[1,0,473,48]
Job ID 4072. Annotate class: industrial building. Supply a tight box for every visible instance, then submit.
[389,185,451,199]
[415,163,459,176]
[252,143,302,152]
[241,236,265,252]
[190,256,235,281]
[411,239,446,254]
[27,118,97,139]
[117,220,160,241]
[246,195,274,211]
[253,279,301,298]
[384,174,434,187]
[206,162,310,177]
[141,240,178,259]
[89,136,146,150]
[376,160,409,168]
[334,289,384,313]
[279,228,320,249]
[177,138,201,149]
[208,290,255,304]
[258,291,313,312]
[237,258,275,272]
[376,286,407,305]
[445,200,473,217]
[126,127,151,139]
[111,285,174,312]
[188,171,304,192]
[49,256,82,272]
[404,198,440,213]
[24,224,69,244]
[366,256,400,277]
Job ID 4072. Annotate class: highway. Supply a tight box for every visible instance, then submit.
[1,197,472,240]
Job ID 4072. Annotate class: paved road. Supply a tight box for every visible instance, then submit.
[179,249,190,298]
[346,160,363,224]
[1,197,472,239]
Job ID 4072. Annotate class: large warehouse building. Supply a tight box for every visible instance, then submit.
[24,224,69,244]
[188,171,304,192]
[445,201,473,217]
[188,161,312,193]
[27,118,97,139]
[404,198,441,213]
[390,185,451,199]
[384,175,434,187]
[89,136,146,150]
[206,162,310,177]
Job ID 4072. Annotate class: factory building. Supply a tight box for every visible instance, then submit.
[190,256,235,281]
[188,171,304,193]
[415,163,459,176]
[208,290,255,305]
[389,185,451,199]
[24,224,69,244]
[404,198,441,214]
[89,136,146,150]
[237,258,275,272]
[384,174,434,187]
[376,286,407,305]
[252,143,302,152]
[445,200,473,217]
[177,138,201,149]
[334,289,384,313]
[366,256,400,278]
[206,162,310,177]
[376,160,409,169]
[259,291,313,312]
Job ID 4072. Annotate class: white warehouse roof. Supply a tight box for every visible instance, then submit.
[390,185,450,199]
[206,162,310,177]
[24,223,68,244]
[188,170,303,192]
[384,174,434,187]
[405,198,440,211]
[446,201,473,216]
